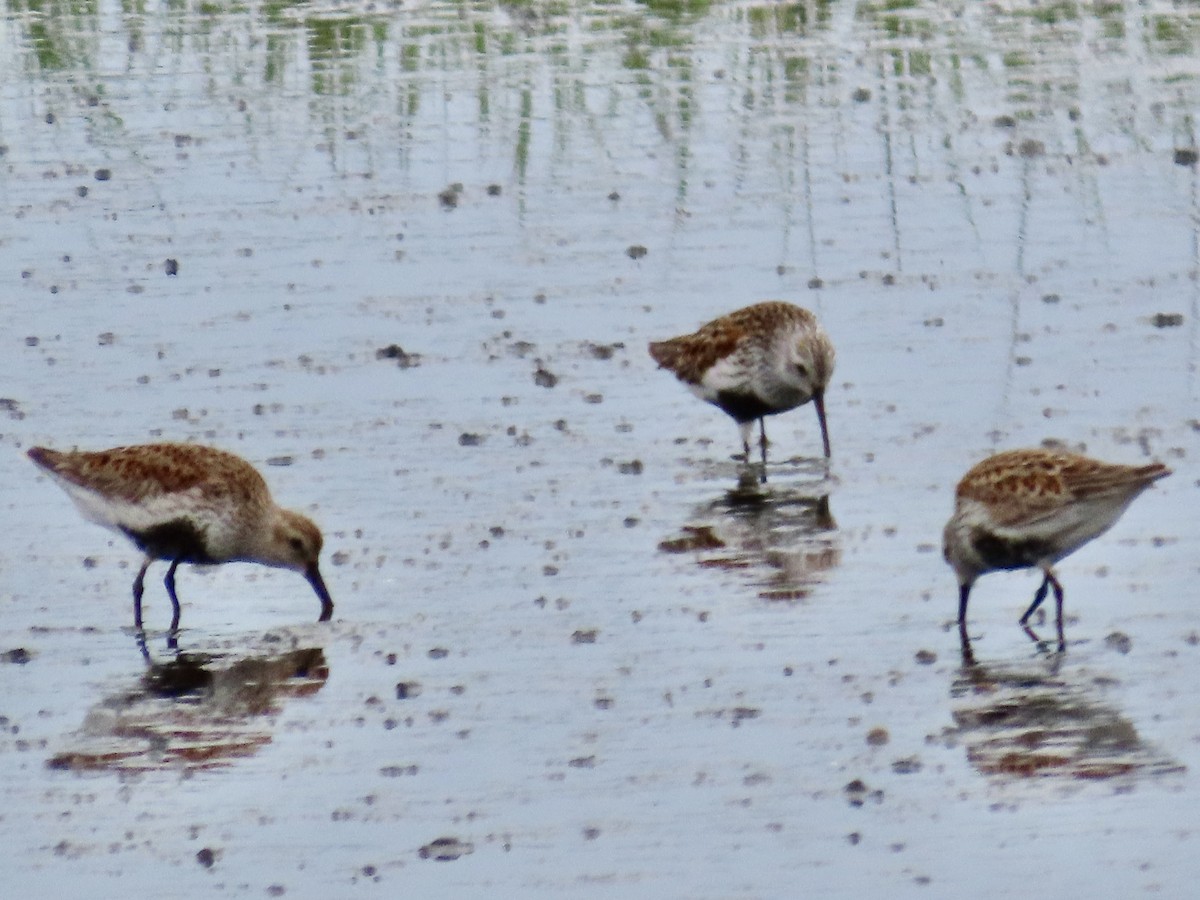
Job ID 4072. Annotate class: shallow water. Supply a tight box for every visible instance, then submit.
[1,0,1198,896]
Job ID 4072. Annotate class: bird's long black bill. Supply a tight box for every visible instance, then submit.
[813,392,832,459]
[307,564,335,622]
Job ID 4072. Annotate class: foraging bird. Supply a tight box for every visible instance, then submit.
[28,442,334,632]
[649,301,834,472]
[943,448,1169,646]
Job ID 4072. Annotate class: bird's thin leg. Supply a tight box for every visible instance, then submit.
[132,557,152,631]
[163,559,183,634]
[959,629,976,667]
[758,418,769,483]
[134,628,151,664]
[1046,570,1066,651]
[737,420,754,463]
[1019,573,1051,625]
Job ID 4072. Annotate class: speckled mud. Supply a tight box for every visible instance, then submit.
[1,1,1198,896]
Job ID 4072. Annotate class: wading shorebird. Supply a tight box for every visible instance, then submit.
[649,301,835,475]
[28,442,334,633]
[943,447,1170,648]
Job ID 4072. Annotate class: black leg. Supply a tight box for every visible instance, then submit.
[956,582,971,625]
[134,628,153,663]
[164,559,182,633]
[132,558,152,630]
[1019,573,1051,625]
[758,418,768,483]
[959,626,976,666]
[1048,571,1065,651]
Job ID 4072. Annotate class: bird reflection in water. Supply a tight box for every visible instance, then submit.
[659,469,839,602]
[47,637,328,774]
[944,646,1182,781]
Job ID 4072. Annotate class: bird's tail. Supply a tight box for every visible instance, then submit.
[648,338,682,370]
[27,446,64,473]
[1136,462,1172,484]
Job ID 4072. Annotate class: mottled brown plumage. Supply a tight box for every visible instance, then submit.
[29,442,334,634]
[649,301,835,468]
[944,447,1169,647]
[29,444,266,507]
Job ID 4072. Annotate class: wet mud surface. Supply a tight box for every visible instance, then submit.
[1,0,1199,896]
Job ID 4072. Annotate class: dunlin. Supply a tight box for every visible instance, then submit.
[649,301,835,471]
[943,448,1169,646]
[28,443,334,632]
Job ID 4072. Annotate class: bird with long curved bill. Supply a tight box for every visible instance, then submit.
[29,442,334,635]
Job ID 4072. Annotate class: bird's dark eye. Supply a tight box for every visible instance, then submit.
[289,537,305,553]
[795,363,809,378]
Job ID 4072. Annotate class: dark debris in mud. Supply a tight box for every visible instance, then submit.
[1150,312,1183,328]
[375,344,421,368]
[844,779,884,807]
[419,836,474,861]
[395,681,421,699]
[438,183,463,208]
[581,340,624,360]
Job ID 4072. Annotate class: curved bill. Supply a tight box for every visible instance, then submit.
[813,392,831,459]
[306,563,335,622]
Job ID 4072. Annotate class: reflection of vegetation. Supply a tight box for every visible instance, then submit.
[10,0,98,70]
[7,0,1200,79]
[637,0,713,19]
[746,2,833,38]
[5,0,1200,195]
[1151,13,1200,55]
[1022,1,1077,26]
[307,17,371,95]
[516,85,532,181]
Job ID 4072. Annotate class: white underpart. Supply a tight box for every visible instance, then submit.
[695,335,813,409]
[689,351,752,403]
[690,354,761,451]
[48,474,224,556]
[946,490,1148,583]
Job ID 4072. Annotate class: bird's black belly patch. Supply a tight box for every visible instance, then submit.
[714,390,775,423]
[122,520,215,564]
[971,529,1054,571]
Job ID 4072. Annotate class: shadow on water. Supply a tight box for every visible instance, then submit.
[942,648,1183,783]
[47,637,328,774]
[659,462,839,602]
